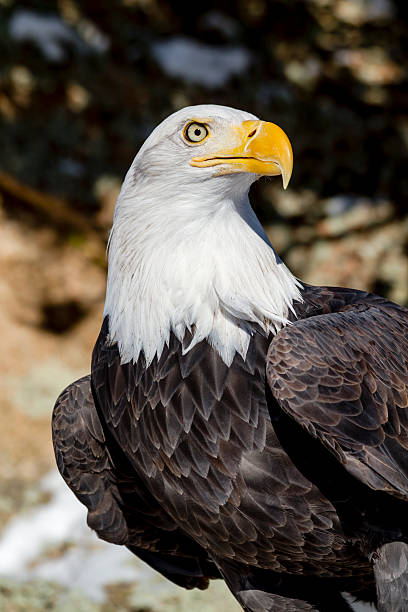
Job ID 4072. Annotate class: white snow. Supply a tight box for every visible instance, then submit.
[0,471,86,575]
[9,9,109,62]
[151,37,251,87]
[30,537,147,602]
[0,470,143,601]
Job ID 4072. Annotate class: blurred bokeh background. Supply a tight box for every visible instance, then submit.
[0,0,406,610]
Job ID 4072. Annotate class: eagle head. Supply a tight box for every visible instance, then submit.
[130,104,293,198]
[105,105,301,367]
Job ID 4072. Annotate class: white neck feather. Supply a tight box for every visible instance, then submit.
[104,166,302,367]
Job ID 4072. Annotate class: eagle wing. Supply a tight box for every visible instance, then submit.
[52,374,219,589]
[52,375,128,544]
[267,294,408,499]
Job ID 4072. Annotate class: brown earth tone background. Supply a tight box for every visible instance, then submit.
[0,0,406,610]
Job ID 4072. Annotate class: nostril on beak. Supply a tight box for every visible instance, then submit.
[248,129,257,139]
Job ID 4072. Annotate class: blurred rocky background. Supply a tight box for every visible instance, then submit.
[0,0,406,610]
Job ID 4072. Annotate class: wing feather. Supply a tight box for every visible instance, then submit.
[52,375,128,545]
[267,296,408,499]
[52,374,219,589]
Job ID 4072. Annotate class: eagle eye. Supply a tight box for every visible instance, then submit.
[184,122,209,143]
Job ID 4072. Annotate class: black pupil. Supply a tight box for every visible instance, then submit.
[194,128,201,136]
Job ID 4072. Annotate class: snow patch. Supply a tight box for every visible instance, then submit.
[152,37,251,88]
[0,471,86,575]
[9,9,109,62]
[0,470,143,602]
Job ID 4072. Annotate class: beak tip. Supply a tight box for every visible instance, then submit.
[281,167,292,190]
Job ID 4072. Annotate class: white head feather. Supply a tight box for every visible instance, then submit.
[104,104,302,366]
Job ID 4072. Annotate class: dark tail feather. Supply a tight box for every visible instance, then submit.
[373,542,408,612]
[127,546,220,590]
[216,559,354,611]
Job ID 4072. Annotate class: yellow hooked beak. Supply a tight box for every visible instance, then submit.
[190,120,293,189]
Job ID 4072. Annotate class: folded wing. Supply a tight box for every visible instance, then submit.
[267,299,408,499]
[52,374,219,589]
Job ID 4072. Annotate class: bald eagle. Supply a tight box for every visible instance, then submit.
[53,105,408,612]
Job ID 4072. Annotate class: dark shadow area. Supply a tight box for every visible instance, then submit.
[40,298,88,333]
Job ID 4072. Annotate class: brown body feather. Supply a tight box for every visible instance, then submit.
[52,284,408,610]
